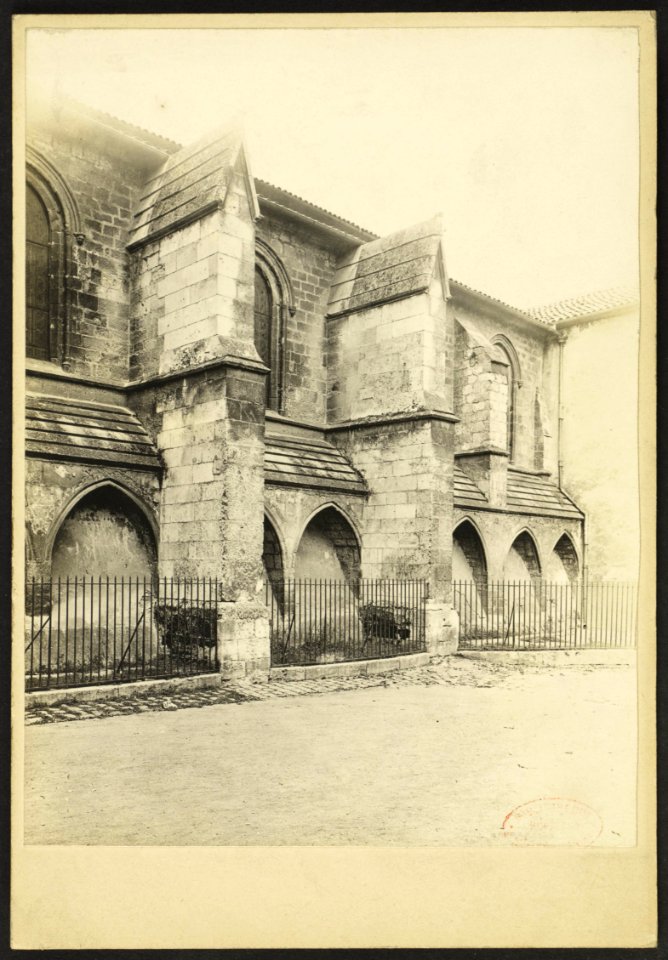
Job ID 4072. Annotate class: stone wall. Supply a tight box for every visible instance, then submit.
[452,506,583,582]
[327,277,451,424]
[25,457,160,581]
[451,292,555,472]
[129,170,257,380]
[256,216,339,423]
[332,418,454,602]
[263,485,365,577]
[27,128,149,383]
[130,364,266,596]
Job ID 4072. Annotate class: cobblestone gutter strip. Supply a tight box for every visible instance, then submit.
[23,653,631,726]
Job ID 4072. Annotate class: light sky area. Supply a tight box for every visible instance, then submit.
[25,23,640,309]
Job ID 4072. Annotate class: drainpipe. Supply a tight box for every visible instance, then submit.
[557,330,588,584]
[557,332,567,488]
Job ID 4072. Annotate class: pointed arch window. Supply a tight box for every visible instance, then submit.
[26,185,52,360]
[25,150,81,367]
[254,240,295,413]
[254,267,276,408]
[491,336,521,462]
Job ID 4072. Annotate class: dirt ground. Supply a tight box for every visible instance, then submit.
[22,653,637,846]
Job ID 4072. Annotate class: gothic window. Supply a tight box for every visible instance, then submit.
[254,267,275,407]
[25,150,81,367]
[254,242,294,413]
[491,336,520,462]
[26,184,53,361]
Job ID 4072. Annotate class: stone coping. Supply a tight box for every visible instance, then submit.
[460,649,636,666]
[25,672,223,708]
[269,651,430,682]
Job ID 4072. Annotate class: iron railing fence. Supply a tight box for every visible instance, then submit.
[454,579,638,650]
[25,577,220,692]
[266,577,428,666]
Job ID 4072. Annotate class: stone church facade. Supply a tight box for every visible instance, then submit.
[25,98,593,676]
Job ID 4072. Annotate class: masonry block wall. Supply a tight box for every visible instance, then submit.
[27,123,150,383]
[326,270,454,602]
[129,169,258,380]
[327,279,451,423]
[25,456,160,581]
[263,486,366,575]
[332,419,454,601]
[453,508,583,582]
[489,359,511,451]
[451,293,554,472]
[256,216,339,423]
[454,322,494,451]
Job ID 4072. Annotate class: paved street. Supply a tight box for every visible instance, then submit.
[23,654,637,846]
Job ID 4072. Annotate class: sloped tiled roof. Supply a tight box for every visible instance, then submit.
[265,435,367,495]
[327,215,447,318]
[60,98,182,154]
[28,96,182,158]
[26,394,161,471]
[453,466,488,507]
[128,126,249,248]
[507,470,583,519]
[526,285,639,325]
[255,179,377,244]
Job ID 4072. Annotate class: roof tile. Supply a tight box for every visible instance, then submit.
[526,286,639,325]
[26,395,161,471]
[265,435,367,494]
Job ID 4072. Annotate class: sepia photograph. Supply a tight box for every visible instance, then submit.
[12,11,656,950]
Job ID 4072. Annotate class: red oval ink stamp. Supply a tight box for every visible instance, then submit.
[502,797,603,845]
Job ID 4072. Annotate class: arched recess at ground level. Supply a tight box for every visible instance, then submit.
[50,484,158,581]
[452,519,489,634]
[547,533,580,583]
[452,519,488,586]
[294,505,361,583]
[263,513,285,610]
[503,530,541,582]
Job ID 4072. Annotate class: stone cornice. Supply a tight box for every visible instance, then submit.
[26,355,269,396]
[326,409,459,432]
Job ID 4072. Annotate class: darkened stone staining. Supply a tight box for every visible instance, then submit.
[504,531,542,581]
[453,521,487,585]
[129,129,242,247]
[51,486,157,580]
[552,533,580,581]
[327,216,444,317]
[295,507,361,583]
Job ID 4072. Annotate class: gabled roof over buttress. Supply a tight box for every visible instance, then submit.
[127,126,259,249]
[327,215,449,318]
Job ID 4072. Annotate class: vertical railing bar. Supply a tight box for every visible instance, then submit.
[142,577,147,680]
[104,576,110,682]
[28,578,35,691]
[95,576,101,683]
[55,578,62,688]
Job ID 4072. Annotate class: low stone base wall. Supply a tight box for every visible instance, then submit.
[460,648,636,667]
[269,651,430,682]
[24,672,223,708]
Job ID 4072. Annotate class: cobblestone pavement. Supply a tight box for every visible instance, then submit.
[24,653,628,725]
